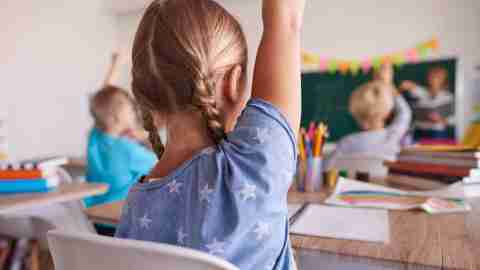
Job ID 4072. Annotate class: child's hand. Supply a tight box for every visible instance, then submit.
[400,80,417,92]
[122,128,149,142]
[428,112,446,124]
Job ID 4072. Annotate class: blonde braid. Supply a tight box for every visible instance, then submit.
[192,76,226,143]
[140,108,165,159]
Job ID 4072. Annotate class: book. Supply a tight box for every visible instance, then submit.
[0,169,54,180]
[0,156,68,171]
[385,161,471,178]
[397,155,480,168]
[403,145,478,153]
[399,149,480,160]
[325,178,472,214]
[386,174,448,190]
[388,169,460,184]
[0,176,59,193]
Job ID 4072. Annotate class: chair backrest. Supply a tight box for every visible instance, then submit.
[327,154,391,179]
[47,230,239,270]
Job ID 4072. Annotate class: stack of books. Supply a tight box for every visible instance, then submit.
[0,157,68,193]
[385,146,480,184]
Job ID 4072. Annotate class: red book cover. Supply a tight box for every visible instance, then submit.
[384,161,470,178]
[0,170,43,179]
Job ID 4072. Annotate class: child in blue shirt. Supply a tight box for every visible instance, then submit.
[86,85,157,207]
[115,0,305,269]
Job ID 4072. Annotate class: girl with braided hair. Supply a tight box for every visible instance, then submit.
[116,1,305,269]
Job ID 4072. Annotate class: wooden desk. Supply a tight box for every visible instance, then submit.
[0,183,108,215]
[85,187,480,270]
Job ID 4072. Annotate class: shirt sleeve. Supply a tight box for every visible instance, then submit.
[410,86,430,101]
[221,98,298,194]
[126,141,158,176]
[385,95,412,141]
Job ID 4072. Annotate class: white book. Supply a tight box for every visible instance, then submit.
[463,176,480,184]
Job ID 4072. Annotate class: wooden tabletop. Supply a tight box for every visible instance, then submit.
[85,185,480,269]
[0,182,108,215]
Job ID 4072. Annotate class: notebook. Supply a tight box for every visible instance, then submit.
[290,204,390,243]
[325,178,472,214]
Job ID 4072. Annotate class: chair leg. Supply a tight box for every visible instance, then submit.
[28,240,40,270]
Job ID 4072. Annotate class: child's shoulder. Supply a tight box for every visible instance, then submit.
[337,130,384,148]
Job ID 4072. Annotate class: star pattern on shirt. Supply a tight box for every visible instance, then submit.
[253,222,271,241]
[167,180,183,194]
[201,147,216,155]
[239,182,257,202]
[253,127,269,144]
[265,260,276,270]
[139,214,152,230]
[177,227,188,245]
[200,184,214,203]
[206,238,226,256]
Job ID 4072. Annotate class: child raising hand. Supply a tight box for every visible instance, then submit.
[115,1,305,269]
[85,52,157,207]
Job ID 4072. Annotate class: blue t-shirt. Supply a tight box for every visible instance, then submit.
[85,128,157,208]
[115,99,298,270]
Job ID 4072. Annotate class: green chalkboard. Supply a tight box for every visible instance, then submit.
[301,58,457,141]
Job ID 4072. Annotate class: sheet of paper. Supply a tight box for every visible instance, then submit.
[290,204,390,243]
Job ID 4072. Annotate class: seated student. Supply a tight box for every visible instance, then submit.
[115,0,305,269]
[85,57,157,208]
[400,67,454,140]
[326,81,412,168]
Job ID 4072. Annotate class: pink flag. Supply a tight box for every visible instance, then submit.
[361,59,372,74]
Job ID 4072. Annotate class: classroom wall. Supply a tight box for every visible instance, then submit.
[0,1,117,160]
[115,0,480,137]
[1,1,479,159]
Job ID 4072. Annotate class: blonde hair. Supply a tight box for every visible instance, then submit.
[349,81,395,130]
[131,0,248,158]
[90,85,135,131]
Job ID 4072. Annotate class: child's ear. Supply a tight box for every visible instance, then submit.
[223,65,243,103]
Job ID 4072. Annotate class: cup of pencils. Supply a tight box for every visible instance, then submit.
[295,122,328,192]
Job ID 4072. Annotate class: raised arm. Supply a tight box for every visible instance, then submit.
[386,95,412,141]
[251,0,306,137]
[103,52,122,86]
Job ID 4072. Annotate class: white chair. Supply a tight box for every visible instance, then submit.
[325,154,391,179]
[47,229,239,270]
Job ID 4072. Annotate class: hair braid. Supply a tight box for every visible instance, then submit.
[140,108,165,159]
[192,76,226,143]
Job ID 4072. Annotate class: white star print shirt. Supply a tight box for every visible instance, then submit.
[116,99,297,270]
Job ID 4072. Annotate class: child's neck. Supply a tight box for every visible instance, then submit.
[149,112,215,180]
[365,121,385,131]
[102,126,124,138]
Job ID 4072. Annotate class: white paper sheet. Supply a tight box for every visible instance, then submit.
[290,204,390,243]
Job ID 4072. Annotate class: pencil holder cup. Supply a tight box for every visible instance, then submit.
[293,159,307,192]
[304,157,323,192]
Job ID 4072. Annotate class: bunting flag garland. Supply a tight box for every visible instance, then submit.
[302,38,440,75]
